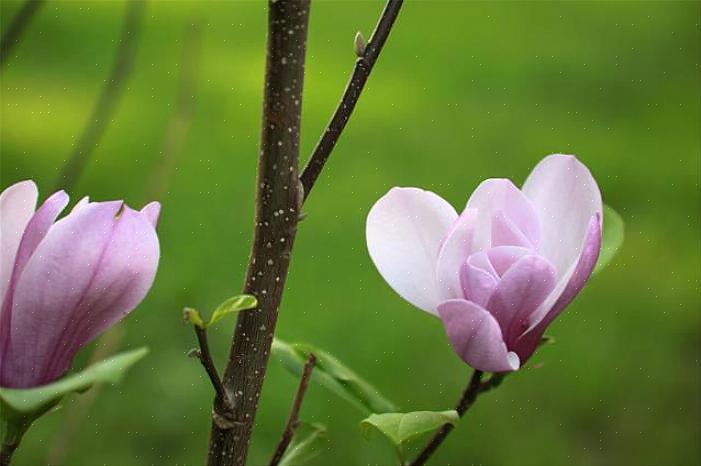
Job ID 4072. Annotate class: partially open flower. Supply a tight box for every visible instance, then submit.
[366,155,602,372]
[0,180,160,388]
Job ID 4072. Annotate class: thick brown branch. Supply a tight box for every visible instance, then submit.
[55,0,146,192]
[268,353,316,466]
[0,0,44,68]
[206,2,311,465]
[299,0,404,202]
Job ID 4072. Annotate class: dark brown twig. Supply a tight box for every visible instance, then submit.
[0,0,44,68]
[268,354,317,466]
[206,2,311,465]
[410,370,507,466]
[55,0,146,192]
[193,326,232,410]
[299,0,404,202]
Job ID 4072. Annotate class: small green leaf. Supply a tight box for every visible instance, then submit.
[0,347,147,442]
[208,295,257,327]
[278,422,328,466]
[272,339,397,414]
[183,307,205,329]
[360,410,459,447]
[594,204,624,274]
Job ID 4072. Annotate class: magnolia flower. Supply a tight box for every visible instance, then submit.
[367,155,602,372]
[0,180,160,388]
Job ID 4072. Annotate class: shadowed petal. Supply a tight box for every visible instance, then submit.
[438,299,520,372]
[460,253,498,307]
[522,154,602,276]
[436,209,477,300]
[485,255,557,347]
[367,187,458,315]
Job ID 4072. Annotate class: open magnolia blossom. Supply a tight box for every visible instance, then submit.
[366,155,602,372]
[0,180,160,388]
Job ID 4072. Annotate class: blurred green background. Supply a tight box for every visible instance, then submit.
[1,1,699,465]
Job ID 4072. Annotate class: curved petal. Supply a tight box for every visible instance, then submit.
[522,154,602,276]
[43,205,160,380]
[436,209,477,300]
[367,188,458,314]
[485,255,557,348]
[0,180,37,306]
[141,201,161,227]
[460,253,497,307]
[486,246,532,276]
[71,196,90,213]
[466,179,541,252]
[491,210,532,249]
[1,201,123,387]
[513,214,601,363]
[438,299,520,372]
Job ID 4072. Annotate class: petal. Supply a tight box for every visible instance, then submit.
[513,214,601,362]
[522,154,602,276]
[491,210,532,248]
[438,299,520,372]
[486,245,532,276]
[71,196,90,213]
[0,180,37,306]
[1,201,122,386]
[11,190,69,286]
[436,208,477,300]
[141,201,161,227]
[466,179,541,252]
[43,206,160,380]
[460,253,498,307]
[485,255,557,348]
[367,187,458,315]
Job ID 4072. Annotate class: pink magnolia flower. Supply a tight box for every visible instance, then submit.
[366,155,602,372]
[0,180,160,388]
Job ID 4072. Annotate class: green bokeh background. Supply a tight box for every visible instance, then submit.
[1,1,699,465]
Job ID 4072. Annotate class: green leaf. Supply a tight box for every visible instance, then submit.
[272,339,397,414]
[183,307,205,329]
[278,422,328,466]
[0,347,148,442]
[208,295,257,327]
[360,410,459,447]
[594,204,624,274]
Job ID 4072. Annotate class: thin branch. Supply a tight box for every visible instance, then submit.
[0,441,18,466]
[193,326,232,410]
[409,370,508,466]
[207,2,311,465]
[0,0,44,68]
[268,353,317,466]
[55,0,146,192]
[299,0,404,202]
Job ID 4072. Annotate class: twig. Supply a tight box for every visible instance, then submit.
[207,2,311,465]
[55,0,146,192]
[409,370,483,466]
[193,326,233,410]
[0,441,18,466]
[268,354,316,466]
[0,0,44,68]
[146,21,202,200]
[299,0,404,202]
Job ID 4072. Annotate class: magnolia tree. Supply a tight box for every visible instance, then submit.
[0,1,624,466]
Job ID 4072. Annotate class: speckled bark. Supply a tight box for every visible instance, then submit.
[206,1,310,465]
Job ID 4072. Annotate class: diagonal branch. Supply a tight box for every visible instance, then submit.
[192,325,233,412]
[268,353,316,466]
[0,0,45,69]
[55,0,146,192]
[299,0,404,202]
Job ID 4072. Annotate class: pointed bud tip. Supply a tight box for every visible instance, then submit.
[354,31,366,57]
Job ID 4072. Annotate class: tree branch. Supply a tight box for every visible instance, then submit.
[268,353,316,466]
[55,0,146,192]
[409,370,507,466]
[193,326,233,411]
[0,0,44,69]
[299,0,404,202]
[206,2,311,465]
